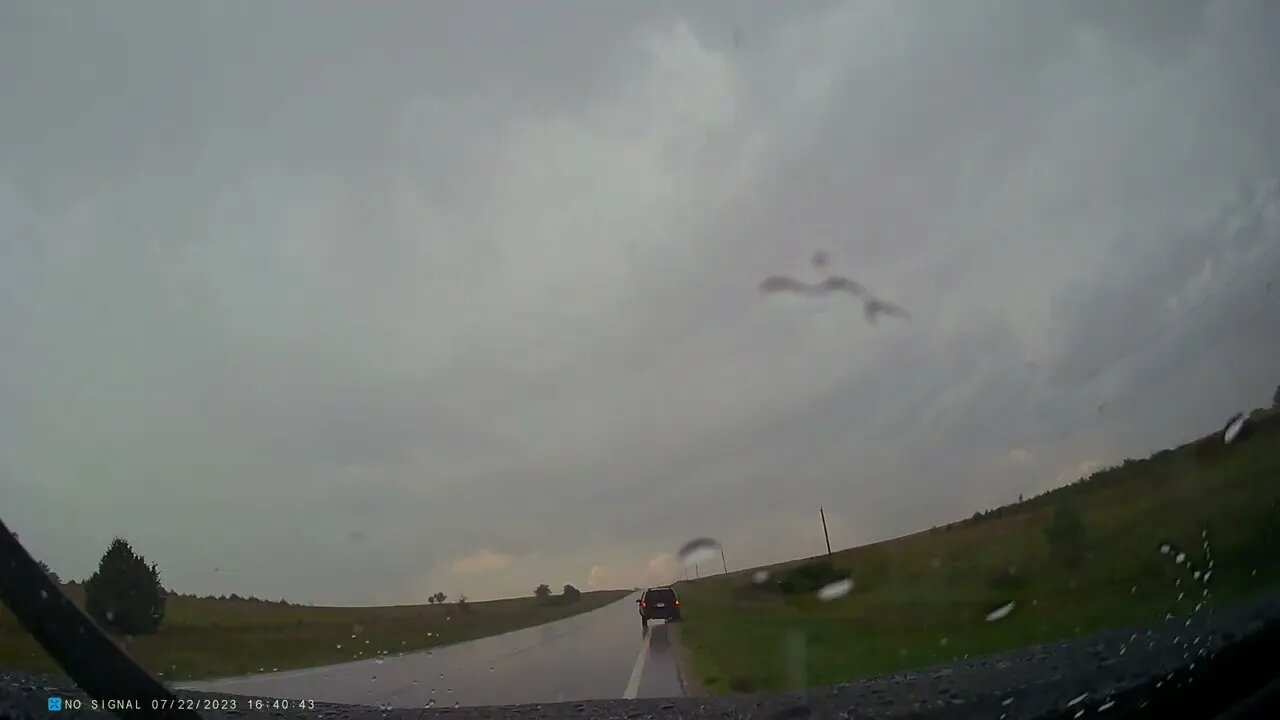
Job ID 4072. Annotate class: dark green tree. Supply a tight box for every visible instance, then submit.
[534,583,552,602]
[84,538,166,635]
[562,584,582,602]
[37,560,61,585]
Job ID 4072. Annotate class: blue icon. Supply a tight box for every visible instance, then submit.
[48,697,63,712]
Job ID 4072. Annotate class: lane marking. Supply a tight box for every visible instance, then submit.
[622,626,652,699]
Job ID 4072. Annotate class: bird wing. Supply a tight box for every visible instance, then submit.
[821,276,864,296]
[864,297,910,322]
[761,275,815,294]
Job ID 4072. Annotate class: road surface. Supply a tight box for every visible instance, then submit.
[178,591,686,709]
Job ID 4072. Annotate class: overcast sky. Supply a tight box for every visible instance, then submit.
[2,0,1278,605]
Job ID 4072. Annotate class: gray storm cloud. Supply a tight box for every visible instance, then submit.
[1,0,1277,604]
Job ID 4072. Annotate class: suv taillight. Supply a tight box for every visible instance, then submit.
[674,599,679,606]
[641,601,646,608]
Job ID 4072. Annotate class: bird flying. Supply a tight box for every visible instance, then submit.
[759,252,909,325]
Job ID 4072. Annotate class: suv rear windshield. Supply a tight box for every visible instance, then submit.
[644,588,676,603]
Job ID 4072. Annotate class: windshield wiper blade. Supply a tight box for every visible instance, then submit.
[0,516,199,719]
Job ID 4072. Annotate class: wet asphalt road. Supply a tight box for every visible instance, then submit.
[178,592,685,708]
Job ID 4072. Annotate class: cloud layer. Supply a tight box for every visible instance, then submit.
[2,0,1278,603]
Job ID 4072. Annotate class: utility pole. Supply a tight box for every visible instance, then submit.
[695,563,700,579]
[820,507,832,556]
[720,546,728,575]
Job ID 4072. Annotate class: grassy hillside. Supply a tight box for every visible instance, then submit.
[676,410,1280,695]
[0,588,628,680]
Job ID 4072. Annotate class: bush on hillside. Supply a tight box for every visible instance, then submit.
[84,538,166,635]
[773,559,849,596]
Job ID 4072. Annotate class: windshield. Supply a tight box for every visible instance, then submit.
[2,1,1278,718]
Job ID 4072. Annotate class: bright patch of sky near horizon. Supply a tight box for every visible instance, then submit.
[1,0,1278,604]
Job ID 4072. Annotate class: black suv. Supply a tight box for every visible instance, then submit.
[636,586,681,627]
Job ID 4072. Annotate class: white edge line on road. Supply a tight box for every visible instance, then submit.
[622,627,652,699]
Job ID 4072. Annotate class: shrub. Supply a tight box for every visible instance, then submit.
[84,538,166,635]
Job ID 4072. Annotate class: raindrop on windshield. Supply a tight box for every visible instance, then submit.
[105,610,115,622]
[1066,693,1087,707]
[1175,552,1187,565]
[816,577,854,601]
[677,537,722,567]
[375,657,384,665]
[753,570,770,584]
[38,589,48,600]
[985,600,1016,622]
[1222,412,1247,444]
[336,643,342,649]
[1159,543,1172,555]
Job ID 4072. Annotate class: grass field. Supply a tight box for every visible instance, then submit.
[676,410,1280,695]
[0,589,628,681]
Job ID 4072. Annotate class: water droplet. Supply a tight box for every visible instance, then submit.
[439,673,444,679]
[939,637,948,646]
[351,634,357,639]
[375,657,384,665]
[371,675,377,681]
[401,640,406,645]
[1001,697,1014,707]
[986,600,1016,622]
[816,577,854,601]
[1100,699,1117,712]
[1177,592,1185,602]
[1193,571,1202,581]
[39,589,48,600]
[1131,585,1137,594]
[752,570,770,584]
[365,639,370,644]
[424,699,435,708]
[272,667,278,672]
[1203,571,1213,583]
[489,665,495,672]
[106,610,115,621]
[1067,692,1088,707]
[1252,569,1258,576]
[1175,552,1187,565]
[677,537,722,567]
[454,702,460,708]
[1159,544,1172,555]
[336,643,342,649]
[1223,412,1247,444]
